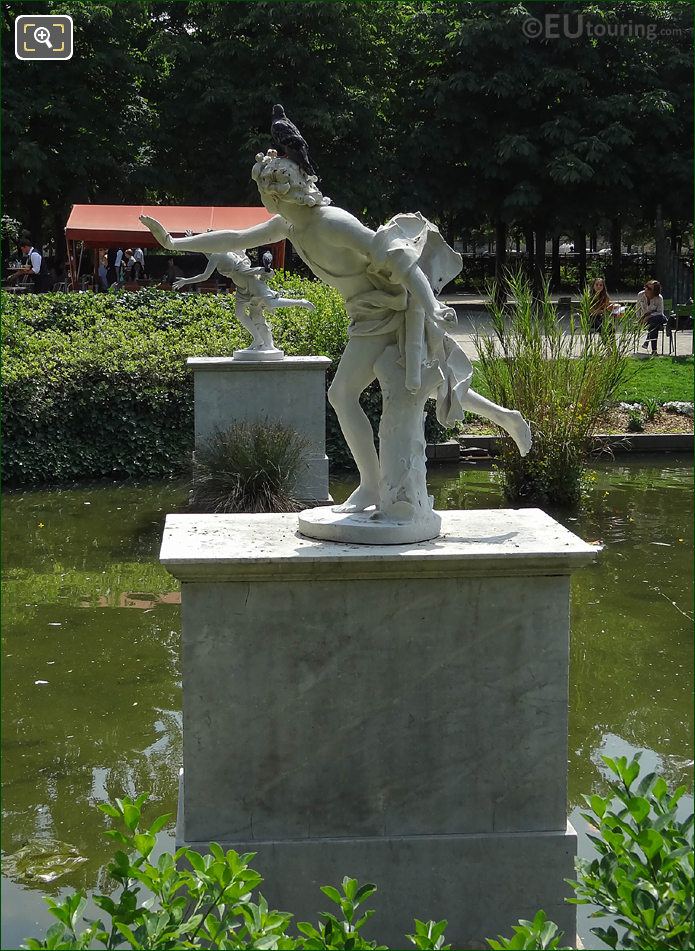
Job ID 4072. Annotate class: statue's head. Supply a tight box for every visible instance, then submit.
[252,150,331,213]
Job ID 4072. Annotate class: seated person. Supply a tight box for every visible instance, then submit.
[7,240,44,290]
[589,276,613,332]
[636,279,666,353]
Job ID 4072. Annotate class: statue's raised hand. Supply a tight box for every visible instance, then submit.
[140,215,174,250]
[172,278,186,290]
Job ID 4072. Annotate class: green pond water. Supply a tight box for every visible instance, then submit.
[2,456,693,948]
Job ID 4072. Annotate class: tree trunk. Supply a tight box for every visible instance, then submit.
[609,218,622,290]
[53,214,66,264]
[671,219,681,256]
[524,226,534,280]
[551,235,561,290]
[655,204,668,295]
[25,194,43,249]
[494,219,508,307]
[575,229,587,289]
[534,226,546,295]
[590,230,597,253]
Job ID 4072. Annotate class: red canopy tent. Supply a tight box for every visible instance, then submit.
[64,204,285,289]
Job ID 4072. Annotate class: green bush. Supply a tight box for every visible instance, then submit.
[626,409,645,433]
[570,753,693,950]
[2,283,450,485]
[22,757,693,950]
[18,794,546,951]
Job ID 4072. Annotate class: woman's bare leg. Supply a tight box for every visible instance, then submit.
[328,335,392,511]
[460,389,532,456]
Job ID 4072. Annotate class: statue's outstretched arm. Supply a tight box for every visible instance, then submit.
[172,258,217,289]
[140,215,289,252]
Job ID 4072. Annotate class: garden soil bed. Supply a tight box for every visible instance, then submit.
[459,408,693,437]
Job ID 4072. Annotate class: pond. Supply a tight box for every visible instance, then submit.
[2,456,693,948]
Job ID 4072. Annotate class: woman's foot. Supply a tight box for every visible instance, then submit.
[503,410,533,457]
[333,484,379,513]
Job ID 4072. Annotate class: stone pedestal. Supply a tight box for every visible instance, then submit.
[161,509,598,949]
[188,356,331,503]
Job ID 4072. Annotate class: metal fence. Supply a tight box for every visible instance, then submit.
[443,253,692,298]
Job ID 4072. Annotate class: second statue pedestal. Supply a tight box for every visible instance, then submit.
[161,508,598,948]
[188,355,331,503]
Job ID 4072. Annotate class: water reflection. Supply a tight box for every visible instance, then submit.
[2,459,692,947]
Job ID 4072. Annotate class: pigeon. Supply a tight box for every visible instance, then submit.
[270,104,317,177]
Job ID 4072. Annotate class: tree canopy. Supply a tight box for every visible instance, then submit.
[2,0,692,261]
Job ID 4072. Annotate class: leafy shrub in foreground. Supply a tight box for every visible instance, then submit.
[570,753,693,950]
[22,757,693,949]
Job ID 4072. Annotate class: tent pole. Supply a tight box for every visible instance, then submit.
[77,242,84,290]
[65,235,76,290]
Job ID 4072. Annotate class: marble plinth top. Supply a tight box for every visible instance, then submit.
[187,356,331,372]
[160,509,600,582]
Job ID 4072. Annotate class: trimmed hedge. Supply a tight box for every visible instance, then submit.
[2,278,447,485]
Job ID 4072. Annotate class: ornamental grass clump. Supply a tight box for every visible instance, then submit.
[475,272,641,506]
[190,422,308,514]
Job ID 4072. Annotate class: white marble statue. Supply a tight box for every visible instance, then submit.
[172,247,315,359]
[141,149,531,542]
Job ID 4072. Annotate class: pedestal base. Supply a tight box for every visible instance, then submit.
[298,504,442,544]
[232,347,284,361]
[162,511,599,951]
[176,773,577,949]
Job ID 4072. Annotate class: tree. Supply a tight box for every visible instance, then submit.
[2,1,691,274]
[148,1,394,223]
[2,1,160,255]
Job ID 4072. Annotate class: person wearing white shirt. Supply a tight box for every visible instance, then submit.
[132,247,146,279]
[7,241,43,290]
[20,241,42,274]
[636,280,666,354]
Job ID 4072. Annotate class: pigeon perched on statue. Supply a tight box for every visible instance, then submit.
[270,104,317,177]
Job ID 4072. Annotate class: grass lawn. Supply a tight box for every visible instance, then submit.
[471,356,693,404]
[617,356,694,403]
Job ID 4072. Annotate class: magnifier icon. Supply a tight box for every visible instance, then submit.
[33,26,53,49]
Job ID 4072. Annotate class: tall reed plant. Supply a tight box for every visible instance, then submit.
[475,272,641,506]
[190,422,309,513]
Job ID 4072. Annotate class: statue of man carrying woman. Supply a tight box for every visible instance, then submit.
[142,121,531,543]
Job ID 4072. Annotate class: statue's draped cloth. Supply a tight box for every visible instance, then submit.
[344,212,472,427]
